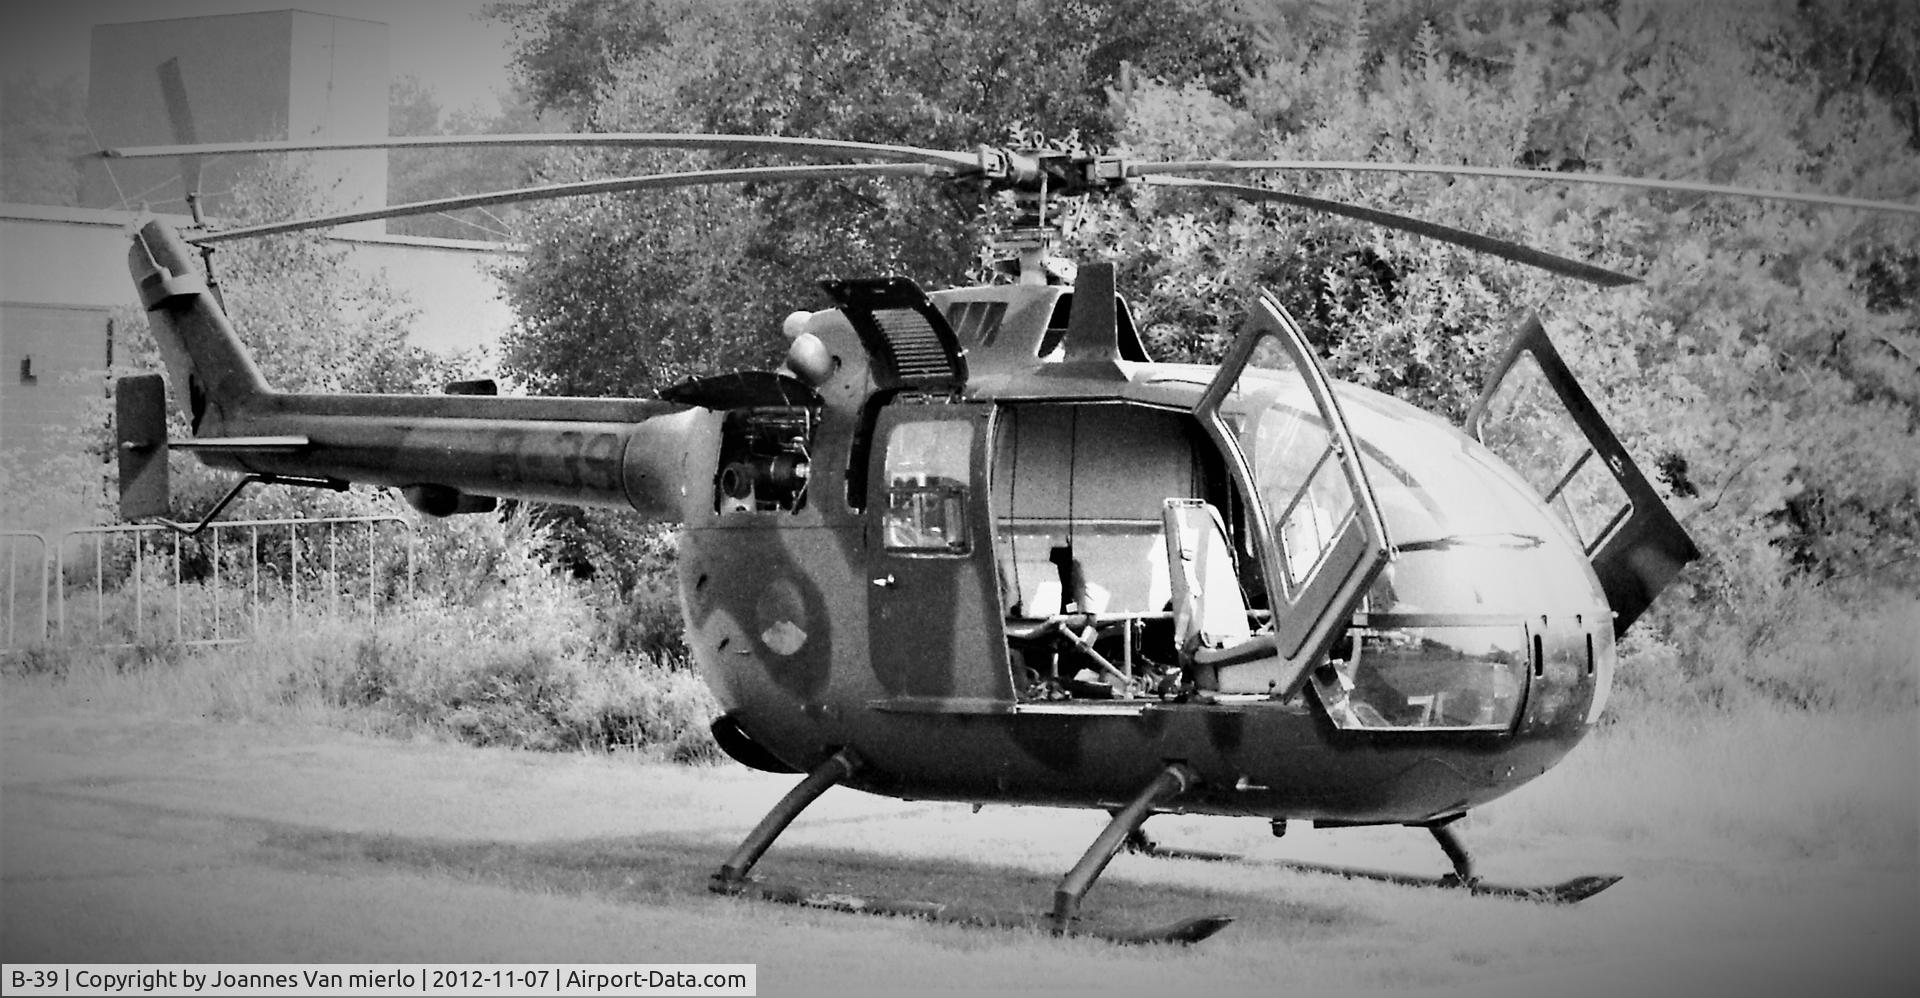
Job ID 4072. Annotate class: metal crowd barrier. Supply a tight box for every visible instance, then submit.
[49,516,414,650]
[1,530,50,656]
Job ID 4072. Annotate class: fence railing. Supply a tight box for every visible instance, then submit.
[0,516,415,654]
[2,530,50,656]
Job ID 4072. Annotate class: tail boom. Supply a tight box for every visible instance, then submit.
[126,219,701,519]
[201,395,700,515]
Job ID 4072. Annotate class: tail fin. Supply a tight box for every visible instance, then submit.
[127,219,269,434]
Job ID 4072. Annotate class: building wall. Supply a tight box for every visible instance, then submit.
[0,206,142,470]
[333,233,519,356]
[283,11,389,237]
[82,10,387,228]
[0,304,112,467]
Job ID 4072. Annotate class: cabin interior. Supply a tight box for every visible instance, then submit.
[988,400,1257,701]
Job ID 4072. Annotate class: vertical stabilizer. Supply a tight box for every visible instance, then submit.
[127,220,270,434]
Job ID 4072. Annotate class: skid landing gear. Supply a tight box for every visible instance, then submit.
[710,754,1233,944]
[1277,819,1621,904]
[1128,816,1620,905]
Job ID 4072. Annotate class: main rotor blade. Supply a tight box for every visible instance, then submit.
[189,162,950,243]
[1145,176,1640,287]
[1130,160,1920,217]
[101,132,982,171]
[156,58,202,205]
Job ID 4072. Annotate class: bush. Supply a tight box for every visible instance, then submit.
[280,579,721,752]
[213,601,721,758]
[533,506,689,665]
[313,605,720,757]
[8,519,718,761]
[1613,585,1918,716]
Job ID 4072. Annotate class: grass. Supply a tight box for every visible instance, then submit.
[1483,703,1918,865]
[4,591,1914,993]
[5,598,721,763]
[8,578,1915,863]
[11,707,1899,993]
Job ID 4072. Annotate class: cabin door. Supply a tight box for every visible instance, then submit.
[1467,317,1699,635]
[1193,293,1391,697]
[864,401,1011,701]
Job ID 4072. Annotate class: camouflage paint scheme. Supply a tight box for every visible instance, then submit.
[679,287,1614,824]
[127,217,1689,830]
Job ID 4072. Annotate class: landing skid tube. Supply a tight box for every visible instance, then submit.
[1268,860,1621,904]
[717,879,1233,945]
[1126,820,1620,905]
[710,753,1232,944]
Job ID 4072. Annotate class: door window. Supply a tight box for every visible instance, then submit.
[1468,318,1699,635]
[1239,385,1359,592]
[1193,294,1390,696]
[1474,351,1631,551]
[881,419,974,554]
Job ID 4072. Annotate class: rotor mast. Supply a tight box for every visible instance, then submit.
[980,147,1123,285]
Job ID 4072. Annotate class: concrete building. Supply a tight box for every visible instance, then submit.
[1,9,514,479]
[81,9,389,227]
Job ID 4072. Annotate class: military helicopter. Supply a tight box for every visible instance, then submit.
[97,130,1918,944]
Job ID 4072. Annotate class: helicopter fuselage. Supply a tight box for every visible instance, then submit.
[678,277,1620,827]
[126,220,1685,832]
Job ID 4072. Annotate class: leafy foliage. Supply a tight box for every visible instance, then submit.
[484,0,678,121]
[387,76,568,240]
[486,0,1256,395]
[198,159,463,394]
[1074,0,1920,652]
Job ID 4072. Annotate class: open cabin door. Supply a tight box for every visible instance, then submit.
[1193,293,1390,697]
[1467,317,1699,636]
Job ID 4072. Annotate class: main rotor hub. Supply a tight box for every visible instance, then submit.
[974,147,1122,285]
[975,146,1127,198]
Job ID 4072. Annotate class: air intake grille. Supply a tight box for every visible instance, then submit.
[872,308,957,381]
[820,277,968,391]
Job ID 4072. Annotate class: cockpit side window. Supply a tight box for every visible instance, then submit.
[1246,400,1358,591]
[881,419,974,554]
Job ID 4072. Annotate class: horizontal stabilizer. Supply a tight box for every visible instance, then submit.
[169,436,311,453]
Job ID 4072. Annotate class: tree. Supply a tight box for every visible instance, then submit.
[201,159,469,393]
[387,76,569,240]
[483,0,1919,693]
[485,0,1257,395]
[1078,0,1919,663]
[484,0,677,122]
[1796,0,1920,151]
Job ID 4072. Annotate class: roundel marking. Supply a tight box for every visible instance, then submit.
[755,577,810,657]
